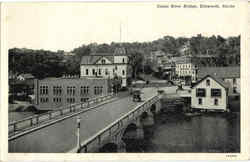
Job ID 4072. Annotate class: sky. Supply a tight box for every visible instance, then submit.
[4,1,245,52]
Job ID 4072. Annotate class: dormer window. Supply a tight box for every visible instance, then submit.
[206,79,210,86]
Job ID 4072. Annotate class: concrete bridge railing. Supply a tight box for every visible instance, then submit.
[74,93,161,153]
[9,93,115,137]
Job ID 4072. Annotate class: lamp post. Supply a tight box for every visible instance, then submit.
[76,116,81,153]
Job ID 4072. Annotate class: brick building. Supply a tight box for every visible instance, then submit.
[34,77,110,110]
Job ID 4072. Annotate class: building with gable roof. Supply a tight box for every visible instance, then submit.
[191,75,232,111]
[197,66,240,94]
[80,47,131,87]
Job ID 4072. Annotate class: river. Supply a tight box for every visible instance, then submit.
[126,112,240,153]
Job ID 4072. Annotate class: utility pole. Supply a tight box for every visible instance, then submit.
[76,116,81,153]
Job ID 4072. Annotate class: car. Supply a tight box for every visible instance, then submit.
[132,89,142,102]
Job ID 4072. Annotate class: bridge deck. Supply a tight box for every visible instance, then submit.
[9,87,178,153]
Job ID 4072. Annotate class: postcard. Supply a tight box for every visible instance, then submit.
[0,0,249,161]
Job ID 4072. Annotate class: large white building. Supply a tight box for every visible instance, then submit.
[174,56,198,82]
[80,47,131,87]
[191,75,231,111]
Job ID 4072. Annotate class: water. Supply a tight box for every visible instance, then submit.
[127,112,240,153]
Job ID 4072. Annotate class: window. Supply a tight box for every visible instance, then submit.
[67,86,76,96]
[196,88,206,97]
[53,97,62,103]
[40,85,48,95]
[211,89,221,97]
[94,86,97,95]
[122,70,125,76]
[86,69,89,75]
[67,98,75,103]
[214,98,218,105]
[206,79,210,86]
[81,86,89,95]
[233,78,236,85]
[40,97,49,103]
[198,98,202,105]
[94,86,103,95]
[100,86,102,94]
[53,86,62,95]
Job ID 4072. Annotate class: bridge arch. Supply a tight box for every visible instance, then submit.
[141,112,148,119]
[122,123,142,152]
[99,142,118,152]
[122,123,138,140]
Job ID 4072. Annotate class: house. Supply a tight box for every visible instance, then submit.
[197,66,240,94]
[191,75,231,111]
[17,73,35,81]
[34,77,111,110]
[80,47,131,87]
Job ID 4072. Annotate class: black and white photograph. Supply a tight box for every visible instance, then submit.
[1,1,248,158]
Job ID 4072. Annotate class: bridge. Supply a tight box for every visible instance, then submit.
[9,86,179,153]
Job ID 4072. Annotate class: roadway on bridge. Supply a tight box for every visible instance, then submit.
[9,86,178,153]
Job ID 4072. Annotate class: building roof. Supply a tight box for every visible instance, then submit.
[40,76,108,82]
[197,66,240,79]
[191,75,230,89]
[81,47,126,65]
[80,55,114,65]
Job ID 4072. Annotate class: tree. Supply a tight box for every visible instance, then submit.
[128,49,144,79]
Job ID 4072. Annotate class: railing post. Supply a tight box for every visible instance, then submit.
[109,127,112,136]
[13,123,17,133]
[49,112,52,120]
[36,115,39,125]
[30,118,33,126]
